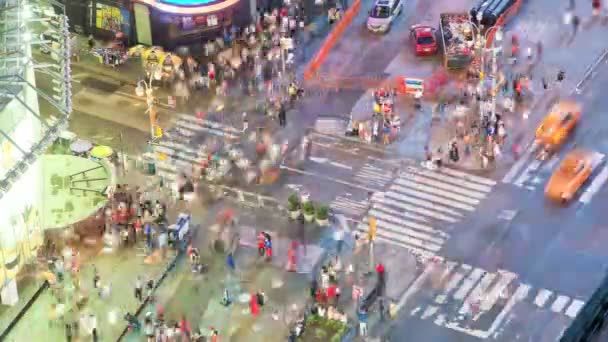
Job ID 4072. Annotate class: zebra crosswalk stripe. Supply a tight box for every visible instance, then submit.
[351,165,495,258]
[151,116,242,184]
[407,260,584,336]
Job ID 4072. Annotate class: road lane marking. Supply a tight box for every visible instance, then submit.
[370,204,451,237]
[176,113,242,134]
[438,167,497,186]
[534,289,553,308]
[551,295,571,313]
[399,172,488,199]
[363,212,446,245]
[396,257,443,313]
[329,161,353,170]
[372,193,460,223]
[422,306,439,319]
[579,166,608,204]
[175,120,239,139]
[502,143,536,183]
[356,223,442,252]
[453,268,485,300]
[384,190,465,217]
[461,272,497,316]
[391,184,476,211]
[443,264,470,295]
[405,167,493,192]
[485,283,531,338]
[394,178,481,205]
[565,299,585,318]
[279,165,379,192]
[479,270,517,311]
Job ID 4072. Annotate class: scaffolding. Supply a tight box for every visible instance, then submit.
[0,0,72,198]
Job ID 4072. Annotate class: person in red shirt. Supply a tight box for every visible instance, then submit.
[250,293,260,316]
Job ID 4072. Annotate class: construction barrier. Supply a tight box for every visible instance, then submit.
[303,0,362,80]
[485,0,523,48]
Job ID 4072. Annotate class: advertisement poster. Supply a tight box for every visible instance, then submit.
[96,3,131,35]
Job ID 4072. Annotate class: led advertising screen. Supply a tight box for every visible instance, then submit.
[159,0,217,5]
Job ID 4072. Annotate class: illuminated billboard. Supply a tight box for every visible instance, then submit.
[159,0,217,5]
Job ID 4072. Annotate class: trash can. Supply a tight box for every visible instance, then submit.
[146,159,156,175]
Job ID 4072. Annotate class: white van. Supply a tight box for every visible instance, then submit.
[367,0,402,33]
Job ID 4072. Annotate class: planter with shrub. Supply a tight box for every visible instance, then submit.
[287,193,301,220]
[315,205,329,226]
[302,201,315,223]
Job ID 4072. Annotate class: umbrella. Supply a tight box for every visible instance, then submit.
[90,145,113,158]
[70,139,93,153]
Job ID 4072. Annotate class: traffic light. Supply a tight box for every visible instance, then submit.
[368,216,377,241]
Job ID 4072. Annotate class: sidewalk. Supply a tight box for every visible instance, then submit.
[425,17,608,173]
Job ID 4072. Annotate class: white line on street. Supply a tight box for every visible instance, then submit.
[443,264,471,294]
[329,161,353,170]
[438,167,497,186]
[384,190,466,218]
[405,167,493,193]
[279,165,378,192]
[370,204,450,237]
[176,113,242,134]
[434,262,458,304]
[462,272,497,316]
[395,257,443,312]
[543,155,560,172]
[372,193,460,223]
[485,283,531,338]
[175,120,239,139]
[502,143,535,183]
[565,299,585,318]
[479,271,517,311]
[391,184,476,211]
[551,295,571,314]
[363,212,446,245]
[534,289,553,308]
[422,306,439,319]
[399,172,488,200]
[513,168,532,187]
[453,268,485,300]
[355,225,441,253]
[579,166,608,204]
[394,178,481,205]
[355,170,393,182]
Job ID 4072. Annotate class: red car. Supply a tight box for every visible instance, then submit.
[410,25,438,56]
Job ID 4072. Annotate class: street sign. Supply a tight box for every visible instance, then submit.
[368,216,377,240]
[280,37,293,50]
[168,96,176,108]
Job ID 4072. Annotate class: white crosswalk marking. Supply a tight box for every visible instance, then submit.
[407,259,584,338]
[350,165,494,258]
[150,115,242,185]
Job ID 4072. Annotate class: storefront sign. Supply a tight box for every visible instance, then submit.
[207,14,218,26]
[96,3,131,35]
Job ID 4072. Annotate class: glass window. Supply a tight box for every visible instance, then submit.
[417,36,434,45]
[370,6,390,18]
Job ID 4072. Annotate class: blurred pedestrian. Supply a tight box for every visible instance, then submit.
[227,253,235,271]
[135,276,143,302]
[278,103,287,127]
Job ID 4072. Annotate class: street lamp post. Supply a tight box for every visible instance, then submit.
[135,74,156,139]
[485,25,502,123]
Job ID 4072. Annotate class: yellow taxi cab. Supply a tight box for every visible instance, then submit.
[535,100,581,158]
[545,149,604,202]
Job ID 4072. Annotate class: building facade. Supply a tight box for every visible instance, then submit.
[62,0,253,48]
